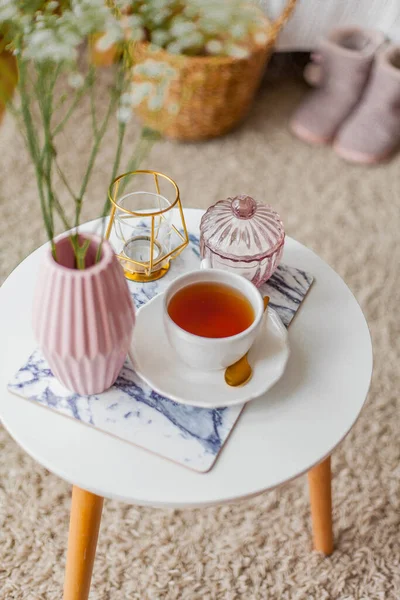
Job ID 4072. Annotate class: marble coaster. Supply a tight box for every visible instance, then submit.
[8,232,313,473]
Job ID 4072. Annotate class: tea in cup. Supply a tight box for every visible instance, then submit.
[163,268,264,371]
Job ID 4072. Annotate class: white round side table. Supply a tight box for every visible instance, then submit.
[0,209,372,600]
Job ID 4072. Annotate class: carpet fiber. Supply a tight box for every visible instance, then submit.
[0,75,399,599]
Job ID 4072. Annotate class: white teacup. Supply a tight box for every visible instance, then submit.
[163,262,264,371]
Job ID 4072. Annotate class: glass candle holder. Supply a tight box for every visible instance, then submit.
[106,170,189,282]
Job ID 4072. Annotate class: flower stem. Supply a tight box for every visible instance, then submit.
[17,52,54,249]
[52,72,93,137]
[95,119,127,263]
[75,78,119,229]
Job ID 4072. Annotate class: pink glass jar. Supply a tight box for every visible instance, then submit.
[200,195,285,287]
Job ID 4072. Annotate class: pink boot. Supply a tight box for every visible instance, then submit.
[290,27,385,145]
[334,45,400,164]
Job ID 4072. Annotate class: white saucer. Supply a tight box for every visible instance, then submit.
[129,293,290,408]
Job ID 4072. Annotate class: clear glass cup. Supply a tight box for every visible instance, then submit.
[106,170,189,282]
[115,191,173,280]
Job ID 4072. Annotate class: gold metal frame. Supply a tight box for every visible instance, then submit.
[105,170,189,282]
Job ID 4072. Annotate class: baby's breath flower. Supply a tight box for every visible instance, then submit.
[126,0,266,57]
[183,5,197,19]
[96,26,122,52]
[231,23,247,40]
[152,30,171,47]
[134,59,168,78]
[117,106,132,123]
[128,27,145,42]
[25,29,79,62]
[68,72,84,89]
[3,0,158,270]
[19,14,30,26]
[131,82,153,106]
[226,44,249,59]
[120,91,134,106]
[46,1,59,12]
[96,33,114,52]
[0,0,18,22]
[3,0,125,64]
[205,40,223,55]
[254,31,268,45]
[178,31,203,51]
[152,10,172,27]
[166,41,182,55]
[148,94,164,111]
[169,18,196,38]
[124,14,143,29]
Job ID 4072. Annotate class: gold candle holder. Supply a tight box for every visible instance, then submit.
[105,170,189,282]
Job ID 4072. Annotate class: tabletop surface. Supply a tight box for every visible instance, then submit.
[0,209,373,507]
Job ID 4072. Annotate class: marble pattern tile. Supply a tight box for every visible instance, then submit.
[8,232,313,472]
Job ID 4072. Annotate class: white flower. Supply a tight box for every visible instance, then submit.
[178,31,204,50]
[128,27,145,42]
[205,40,223,55]
[166,41,182,55]
[120,91,134,106]
[117,106,132,123]
[198,19,221,35]
[226,44,249,59]
[169,18,196,38]
[46,1,59,11]
[131,82,153,106]
[254,31,268,45]
[202,6,230,28]
[152,9,172,27]
[17,0,124,64]
[152,30,171,48]
[69,0,121,38]
[68,72,84,89]
[19,14,32,29]
[95,33,115,52]
[0,0,18,22]
[183,5,198,19]
[148,94,164,111]
[95,24,122,51]
[231,23,246,40]
[134,59,167,78]
[25,29,79,62]
[124,14,143,29]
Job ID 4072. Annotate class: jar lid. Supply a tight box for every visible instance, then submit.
[200,195,285,262]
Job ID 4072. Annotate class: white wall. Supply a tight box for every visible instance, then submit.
[260,0,400,50]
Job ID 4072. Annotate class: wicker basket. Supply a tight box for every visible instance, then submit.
[132,0,297,141]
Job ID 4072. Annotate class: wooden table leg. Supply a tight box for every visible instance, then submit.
[63,486,104,600]
[308,456,333,555]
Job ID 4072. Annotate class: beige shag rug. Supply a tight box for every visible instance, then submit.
[0,74,399,600]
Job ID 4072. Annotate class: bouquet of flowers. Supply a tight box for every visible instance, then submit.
[0,0,161,267]
[127,0,269,58]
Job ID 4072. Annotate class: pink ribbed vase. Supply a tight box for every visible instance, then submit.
[33,234,135,395]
